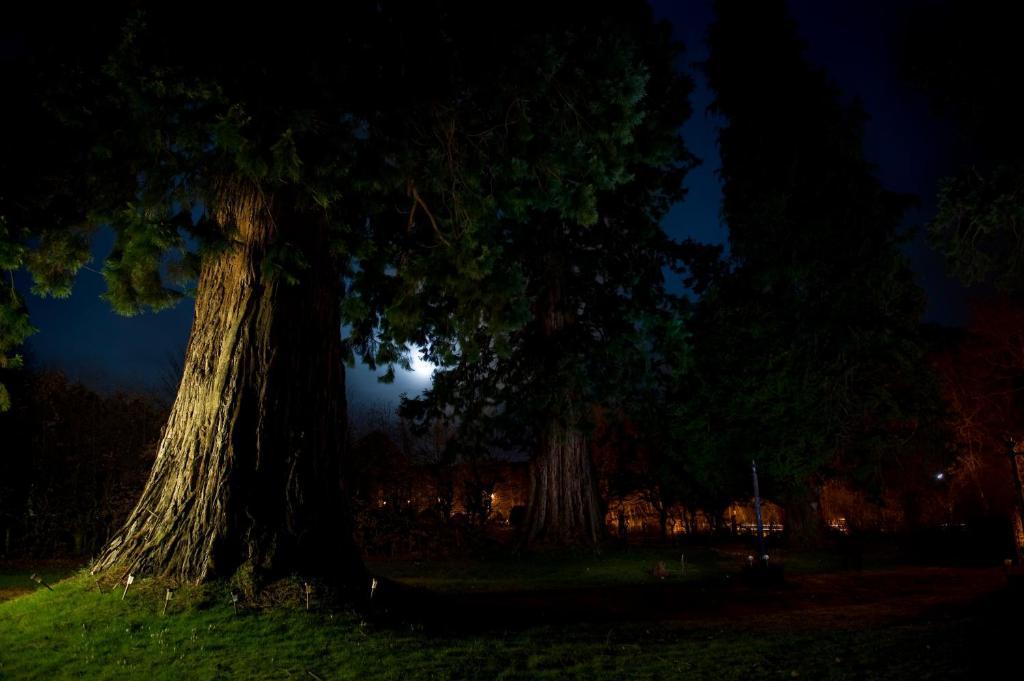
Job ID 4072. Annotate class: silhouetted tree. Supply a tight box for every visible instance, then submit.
[698,0,933,544]
[901,1,1024,290]
[0,370,164,558]
[933,301,1024,531]
[902,1,1024,553]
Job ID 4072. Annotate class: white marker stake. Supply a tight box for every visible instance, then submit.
[370,577,379,601]
[304,582,312,611]
[163,588,174,615]
[122,574,134,600]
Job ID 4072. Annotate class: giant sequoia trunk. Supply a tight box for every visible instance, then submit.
[525,421,603,545]
[93,190,364,587]
[524,277,603,546]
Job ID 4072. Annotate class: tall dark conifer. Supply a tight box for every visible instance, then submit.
[698,0,929,543]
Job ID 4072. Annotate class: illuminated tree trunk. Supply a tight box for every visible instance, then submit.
[524,278,603,546]
[93,190,365,588]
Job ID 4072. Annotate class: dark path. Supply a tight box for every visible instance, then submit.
[370,566,1010,634]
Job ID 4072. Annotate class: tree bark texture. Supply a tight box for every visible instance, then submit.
[92,189,364,586]
[524,275,603,546]
[526,422,603,545]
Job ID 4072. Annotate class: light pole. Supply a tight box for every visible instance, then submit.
[752,460,766,563]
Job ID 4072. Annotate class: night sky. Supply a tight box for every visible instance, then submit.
[16,0,967,406]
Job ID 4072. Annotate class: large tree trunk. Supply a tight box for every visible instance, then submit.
[523,275,603,546]
[92,189,365,588]
[525,422,603,545]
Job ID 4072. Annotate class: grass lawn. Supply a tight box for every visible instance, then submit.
[365,546,718,592]
[0,563,77,602]
[0,548,1017,680]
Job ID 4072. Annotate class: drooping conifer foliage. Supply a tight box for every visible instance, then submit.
[395,8,707,546]
[1,3,695,580]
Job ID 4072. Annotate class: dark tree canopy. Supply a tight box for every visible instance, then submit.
[901,1,1024,292]
[1,2,697,579]
[686,0,935,541]
[393,9,708,544]
[2,1,687,381]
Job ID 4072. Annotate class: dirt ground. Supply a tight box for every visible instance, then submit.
[372,566,1014,634]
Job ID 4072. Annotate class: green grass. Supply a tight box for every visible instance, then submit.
[0,551,1011,680]
[0,566,76,602]
[367,546,719,592]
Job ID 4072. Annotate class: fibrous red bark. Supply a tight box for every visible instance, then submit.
[93,188,364,587]
[525,422,603,545]
[524,275,603,546]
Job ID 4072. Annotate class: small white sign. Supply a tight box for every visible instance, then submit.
[121,574,135,600]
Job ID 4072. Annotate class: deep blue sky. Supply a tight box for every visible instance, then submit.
[17,0,966,405]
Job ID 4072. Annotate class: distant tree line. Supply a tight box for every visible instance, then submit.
[0,369,165,558]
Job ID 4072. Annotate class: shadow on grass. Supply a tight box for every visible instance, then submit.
[367,563,1015,637]
[0,560,79,602]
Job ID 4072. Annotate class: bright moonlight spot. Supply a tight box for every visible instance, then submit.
[409,346,435,380]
